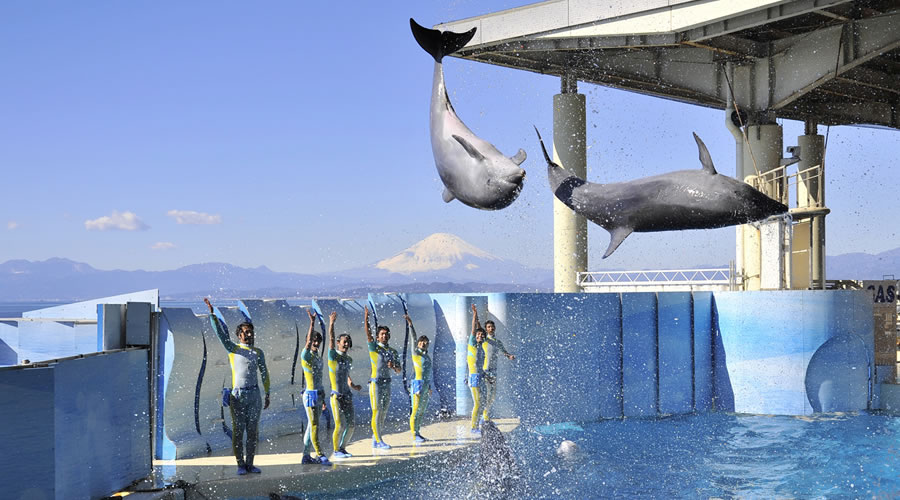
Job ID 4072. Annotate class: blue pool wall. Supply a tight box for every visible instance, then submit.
[0,349,151,500]
[151,290,873,459]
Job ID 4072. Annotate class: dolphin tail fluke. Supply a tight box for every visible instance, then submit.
[410,18,477,62]
[603,227,633,258]
[692,132,718,175]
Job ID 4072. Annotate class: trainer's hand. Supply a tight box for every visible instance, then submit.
[307,308,316,322]
[203,298,213,313]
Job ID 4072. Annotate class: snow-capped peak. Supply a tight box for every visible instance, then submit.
[375,233,499,274]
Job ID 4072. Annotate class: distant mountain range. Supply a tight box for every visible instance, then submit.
[0,233,553,301]
[1,234,896,302]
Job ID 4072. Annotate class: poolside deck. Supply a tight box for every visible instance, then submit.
[128,417,519,499]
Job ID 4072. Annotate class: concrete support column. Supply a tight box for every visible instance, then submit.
[738,123,783,290]
[553,75,587,292]
[797,130,826,288]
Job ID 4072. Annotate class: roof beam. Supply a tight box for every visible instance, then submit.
[768,10,900,109]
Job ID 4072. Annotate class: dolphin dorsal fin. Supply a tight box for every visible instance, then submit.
[452,134,486,162]
[693,132,717,175]
[603,226,633,259]
[510,149,527,166]
[442,188,456,203]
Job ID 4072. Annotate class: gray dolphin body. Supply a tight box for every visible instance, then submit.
[535,128,789,258]
[410,19,526,210]
[478,420,521,495]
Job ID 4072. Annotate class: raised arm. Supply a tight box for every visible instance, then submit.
[364,306,374,343]
[305,308,315,350]
[471,303,481,337]
[328,311,337,350]
[204,297,236,351]
[404,314,417,338]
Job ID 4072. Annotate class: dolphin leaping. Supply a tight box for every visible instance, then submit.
[410,18,526,210]
[535,127,789,258]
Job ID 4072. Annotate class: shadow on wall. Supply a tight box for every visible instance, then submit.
[711,295,735,412]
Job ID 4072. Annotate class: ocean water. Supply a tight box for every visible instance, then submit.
[297,412,900,499]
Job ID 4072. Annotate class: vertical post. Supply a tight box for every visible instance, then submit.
[739,122,783,290]
[797,122,826,289]
[553,74,588,292]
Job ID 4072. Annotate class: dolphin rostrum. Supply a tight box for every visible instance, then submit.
[535,127,789,258]
[410,18,526,210]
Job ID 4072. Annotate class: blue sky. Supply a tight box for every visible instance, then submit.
[1,1,897,274]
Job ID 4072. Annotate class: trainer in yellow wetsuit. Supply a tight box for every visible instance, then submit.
[204,298,270,476]
[365,305,401,449]
[405,314,432,443]
[328,311,361,459]
[468,303,487,435]
[300,309,331,465]
[474,305,516,423]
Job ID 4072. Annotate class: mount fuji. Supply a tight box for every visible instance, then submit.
[0,233,552,301]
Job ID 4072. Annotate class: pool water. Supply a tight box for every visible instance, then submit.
[304,412,900,499]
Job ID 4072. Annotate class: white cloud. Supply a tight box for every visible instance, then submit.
[84,211,149,231]
[151,242,176,250]
[166,209,222,225]
[7,221,19,230]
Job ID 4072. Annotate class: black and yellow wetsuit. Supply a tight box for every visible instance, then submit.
[467,331,485,430]
[410,343,432,437]
[368,340,398,446]
[301,346,326,458]
[210,315,270,470]
[328,347,355,452]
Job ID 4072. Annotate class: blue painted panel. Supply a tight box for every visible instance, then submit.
[594,293,623,419]
[622,293,657,417]
[18,321,98,363]
[54,350,150,500]
[0,322,17,366]
[430,295,456,417]
[658,292,693,414]
[712,290,873,415]
[504,293,605,424]
[692,292,714,411]
[0,366,55,499]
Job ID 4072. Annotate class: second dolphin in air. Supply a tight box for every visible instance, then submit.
[535,128,789,258]
[410,18,526,210]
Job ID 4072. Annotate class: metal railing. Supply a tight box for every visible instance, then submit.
[578,266,735,292]
[749,163,824,211]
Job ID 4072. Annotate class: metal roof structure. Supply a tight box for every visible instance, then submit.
[437,0,900,129]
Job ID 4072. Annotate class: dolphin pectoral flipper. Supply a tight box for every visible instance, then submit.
[603,226,633,259]
[452,135,486,162]
[410,18,477,62]
[693,132,717,175]
[510,149,526,166]
[442,188,456,203]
